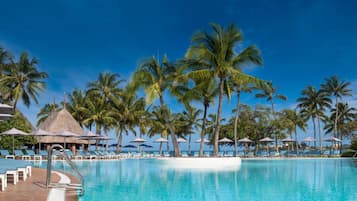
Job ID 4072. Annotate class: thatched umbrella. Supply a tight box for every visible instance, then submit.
[30,129,53,151]
[238,137,253,156]
[80,131,100,150]
[0,113,13,121]
[1,128,29,153]
[154,137,168,155]
[131,137,146,153]
[94,135,112,151]
[219,137,233,153]
[55,130,79,149]
[259,137,274,154]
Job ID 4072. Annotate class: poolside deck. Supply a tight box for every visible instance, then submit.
[0,168,78,201]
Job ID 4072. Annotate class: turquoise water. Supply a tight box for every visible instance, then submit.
[37,159,357,201]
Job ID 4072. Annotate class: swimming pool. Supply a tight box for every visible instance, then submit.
[40,159,357,201]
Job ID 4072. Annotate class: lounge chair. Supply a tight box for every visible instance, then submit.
[153,152,161,157]
[224,151,234,157]
[163,151,170,157]
[218,152,224,157]
[246,151,254,158]
[193,152,199,157]
[40,150,49,159]
[181,152,188,157]
[204,152,211,157]
[14,150,31,160]
[25,150,42,160]
[0,149,14,159]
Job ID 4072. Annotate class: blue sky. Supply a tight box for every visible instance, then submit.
[1,0,356,149]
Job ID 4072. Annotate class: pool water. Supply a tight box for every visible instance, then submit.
[38,159,357,201]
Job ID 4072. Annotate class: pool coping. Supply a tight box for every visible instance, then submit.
[46,171,70,201]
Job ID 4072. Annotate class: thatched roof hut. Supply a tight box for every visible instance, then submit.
[38,108,87,144]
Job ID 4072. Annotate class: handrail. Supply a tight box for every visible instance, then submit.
[352,150,357,160]
[46,144,84,195]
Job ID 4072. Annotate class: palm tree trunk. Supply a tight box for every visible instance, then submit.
[295,127,299,155]
[199,104,208,157]
[116,129,123,153]
[159,95,180,157]
[271,100,278,152]
[213,78,225,156]
[188,134,192,153]
[334,96,339,138]
[159,142,163,155]
[96,124,101,151]
[312,117,316,147]
[233,85,241,156]
[317,114,322,155]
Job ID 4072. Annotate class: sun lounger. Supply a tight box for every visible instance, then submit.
[193,152,199,157]
[0,149,15,159]
[14,150,31,160]
[181,152,188,157]
[153,152,161,157]
[25,150,42,160]
[224,151,234,157]
[163,152,170,157]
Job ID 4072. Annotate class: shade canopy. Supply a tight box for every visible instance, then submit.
[131,138,146,143]
[259,137,273,142]
[94,135,112,140]
[139,144,153,148]
[302,137,316,142]
[154,137,168,143]
[238,137,253,143]
[218,137,233,143]
[30,129,53,136]
[1,128,29,136]
[281,137,296,142]
[194,138,209,143]
[177,137,187,143]
[324,137,342,142]
[123,144,137,148]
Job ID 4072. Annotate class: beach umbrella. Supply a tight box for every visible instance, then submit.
[30,129,54,151]
[281,137,296,142]
[238,137,253,156]
[177,137,187,143]
[139,144,153,152]
[154,137,168,155]
[131,137,146,152]
[218,137,233,153]
[94,135,112,151]
[80,131,101,150]
[123,144,137,149]
[55,130,79,149]
[302,137,316,148]
[259,137,273,154]
[324,136,342,154]
[1,128,29,153]
[194,138,209,143]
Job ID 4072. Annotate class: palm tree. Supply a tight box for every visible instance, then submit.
[147,106,171,154]
[132,55,181,156]
[325,103,356,143]
[36,102,60,126]
[112,85,146,152]
[281,109,307,153]
[0,52,48,110]
[66,89,88,128]
[87,72,123,105]
[255,82,286,151]
[297,86,331,153]
[186,23,263,156]
[180,106,201,154]
[321,75,352,138]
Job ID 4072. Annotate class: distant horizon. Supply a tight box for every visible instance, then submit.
[1,0,356,149]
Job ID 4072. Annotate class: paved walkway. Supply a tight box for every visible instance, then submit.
[0,168,78,201]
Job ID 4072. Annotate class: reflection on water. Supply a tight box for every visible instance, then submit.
[35,159,357,201]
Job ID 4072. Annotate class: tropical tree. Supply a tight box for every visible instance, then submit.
[147,106,171,154]
[87,72,123,105]
[66,89,88,128]
[36,102,60,126]
[112,85,146,152]
[255,82,286,151]
[186,23,263,156]
[0,52,48,110]
[132,55,181,156]
[179,106,201,154]
[324,103,356,141]
[321,75,352,138]
[281,109,307,153]
[297,86,331,153]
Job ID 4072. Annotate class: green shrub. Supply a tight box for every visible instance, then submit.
[350,139,357,150]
